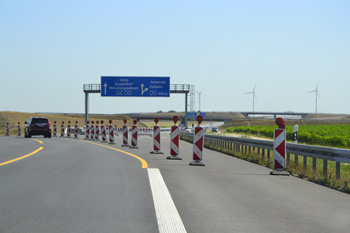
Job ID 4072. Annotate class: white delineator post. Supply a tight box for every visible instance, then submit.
[122,119,129,147]
[108,120,115,144]
[53,121,57,137]
[151,117,163,154]
[293,124,299,144]
[60,121,65,138]
[95,121,100,141]
[167,115,182,160]
[17,122,21,136]
[130,119,139,149]
[5,123,10,136]
[74,121,79,139]
[101,120,107,143]
[190,115,205,166]
[85,121,90,140]
[66,121,72,138]
[90,121,95,140]
[270,117,289,175]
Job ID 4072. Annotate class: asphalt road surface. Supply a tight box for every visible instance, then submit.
[0,133,350,233]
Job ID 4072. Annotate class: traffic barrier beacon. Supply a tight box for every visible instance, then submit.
[151,117,163,154]
[108,120,115,144]
[189,115,205,166]
[130,119,139,149]
[85,121,90,140]
[60,121,65,138]
[100,120,107,143]
[74,121,79,139]
[95,121,100,141]
[167,115,182,160]
[270,117,289,175]
[5,123,10,136]
[17,122,21,136]
[53,121,57,137]
[66,121,72,138]
[122,119,129,147]
[90,121,95,140]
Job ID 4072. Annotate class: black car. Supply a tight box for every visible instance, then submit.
[25,117,52,138]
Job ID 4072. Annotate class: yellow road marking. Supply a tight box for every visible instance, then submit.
[31,139,43,144]
[0,147,44,166]
[81,140,148,169]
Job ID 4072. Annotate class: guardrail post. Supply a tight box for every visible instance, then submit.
[244,145,247,154]
[313,158,317,170]
[336,162,340,179]
[323,159,328,176]
[257,147,260,156]
[267,149,271,161]
[295,154,299,166]
[262,148,265,159]
[249,146,251,153]
[287,153,290,163]
[303,156,307,170]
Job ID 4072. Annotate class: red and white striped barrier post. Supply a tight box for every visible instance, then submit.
[53,121,57,137]
[90,121,95,140]
[168,115,182,160]
[122,119,129,147]
[5,123,10,136]
[85,121,90,140]
[190,115,205,166]
[66,121,72,138]
[95,121,100,141]
[130,119,139,149]
[151,117,163,154]
[108,120,115,144]
[17,122,21,136]
[74,121,79,139]
[270,117,289,175]
[100,120,107,143]
[60,121,65,138]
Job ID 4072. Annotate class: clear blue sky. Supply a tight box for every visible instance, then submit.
[1,0,349,114]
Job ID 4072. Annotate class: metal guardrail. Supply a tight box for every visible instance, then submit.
[180,132,350,178]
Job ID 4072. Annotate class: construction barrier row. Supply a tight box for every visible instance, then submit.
[3,117,290,173]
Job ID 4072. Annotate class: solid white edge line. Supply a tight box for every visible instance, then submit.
[148,168,187,233]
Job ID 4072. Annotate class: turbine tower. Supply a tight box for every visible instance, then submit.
[196,89,204,112]
[308,82,321,114]
[245,83,257,113]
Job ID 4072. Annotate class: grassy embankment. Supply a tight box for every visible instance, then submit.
[0,111,147,135]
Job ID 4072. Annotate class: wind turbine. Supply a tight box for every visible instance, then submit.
[308,82,321,114]
[245,83,257,113]
[196,89,204,112]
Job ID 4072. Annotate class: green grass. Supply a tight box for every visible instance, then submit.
[226,125,350,148]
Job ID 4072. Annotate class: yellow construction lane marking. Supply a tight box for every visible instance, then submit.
[81,140,148,169]
[31,139,44,144]
[0,146,44,166]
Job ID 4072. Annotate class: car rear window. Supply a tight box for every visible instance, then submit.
[32,118,49,123]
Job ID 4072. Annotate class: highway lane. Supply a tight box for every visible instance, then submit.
[1,134,350,233]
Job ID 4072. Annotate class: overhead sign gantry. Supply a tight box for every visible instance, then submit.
[83,76,193,128]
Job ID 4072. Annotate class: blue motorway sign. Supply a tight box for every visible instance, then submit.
[101,76,170,97]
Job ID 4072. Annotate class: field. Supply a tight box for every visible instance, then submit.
[226,125,350,148]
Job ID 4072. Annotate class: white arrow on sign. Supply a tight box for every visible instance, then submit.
[104,83,107,95]
[141,83,148,95]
